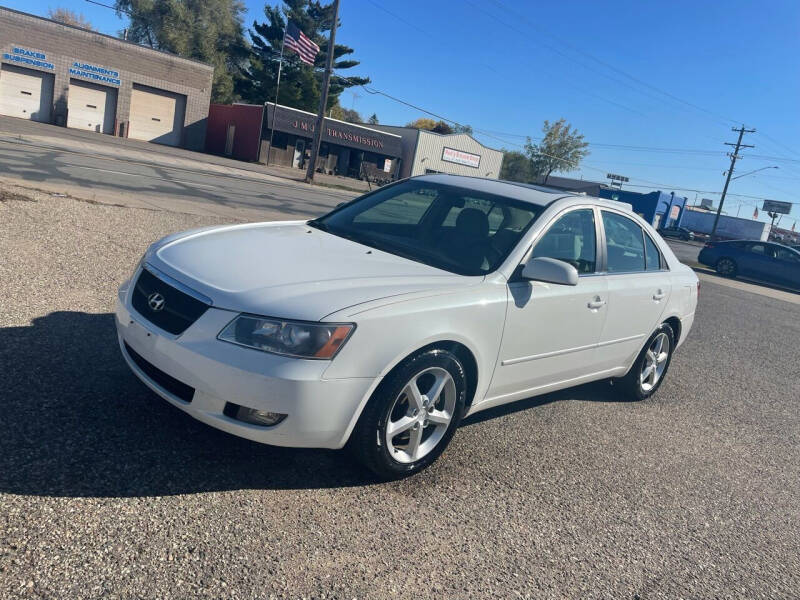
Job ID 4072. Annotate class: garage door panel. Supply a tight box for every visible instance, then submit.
[0,64,54,123]
[129,84,186,147]
[67,79,117,134]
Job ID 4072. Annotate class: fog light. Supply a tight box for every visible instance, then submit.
[224,402,286,427]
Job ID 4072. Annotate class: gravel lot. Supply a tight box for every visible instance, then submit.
[1,184,799,599]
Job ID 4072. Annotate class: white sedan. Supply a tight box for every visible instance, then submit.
[116,174,698,478]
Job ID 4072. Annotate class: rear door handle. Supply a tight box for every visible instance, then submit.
[653,290,666,301]
[587,297,606,309]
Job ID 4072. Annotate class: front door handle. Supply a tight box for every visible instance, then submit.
[587,297,606,309]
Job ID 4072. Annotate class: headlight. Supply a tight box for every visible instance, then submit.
[218,315,355,359]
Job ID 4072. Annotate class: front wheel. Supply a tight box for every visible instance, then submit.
[617,324,675,401]
[349,349,467,479]
[716,257,738,278]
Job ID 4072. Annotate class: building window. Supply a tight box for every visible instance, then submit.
[270,131,288,150]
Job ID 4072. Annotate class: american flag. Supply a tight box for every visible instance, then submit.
[285,22,319,66]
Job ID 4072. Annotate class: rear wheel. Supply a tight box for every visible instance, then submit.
[349,349,466,479]
[716,257,738,278]
[617,324,675,401]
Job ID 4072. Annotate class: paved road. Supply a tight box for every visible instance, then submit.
[665,239,703,264]
[1,185,798,599]
[0,136,354,220]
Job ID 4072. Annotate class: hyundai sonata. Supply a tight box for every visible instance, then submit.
[116,174,698,478]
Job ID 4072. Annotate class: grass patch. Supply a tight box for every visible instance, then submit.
[0,189,37,203]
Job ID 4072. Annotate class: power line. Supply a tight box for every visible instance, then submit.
[465,0,737,131]
[485,0,800,164]
[754,131,800,159]
[85,0,131,17]
[487,0,739,129]
[349,78,794,202]
[329,77,799,210]
[479,0,800,164]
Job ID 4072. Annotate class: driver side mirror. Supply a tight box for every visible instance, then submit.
[521,257,579,286]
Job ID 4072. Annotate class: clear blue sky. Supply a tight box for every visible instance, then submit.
[5,0,800,226]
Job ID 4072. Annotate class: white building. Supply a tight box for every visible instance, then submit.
[370,125,504,180]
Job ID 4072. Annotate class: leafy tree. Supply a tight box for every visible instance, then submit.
[525,119,589,184]
[116,0,250,103]
[499,150,532,183]
[453,123,473,135]
[406,118,454,135]
[330,104,361,123]
[48,8,94,30]
[240,1,369,112]
[367,113,379,125]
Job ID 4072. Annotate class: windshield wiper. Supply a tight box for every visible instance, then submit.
[307,219,329,232]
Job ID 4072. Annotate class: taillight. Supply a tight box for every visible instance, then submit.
[704,242,715,249]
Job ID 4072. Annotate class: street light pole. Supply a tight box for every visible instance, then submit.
[730,165,778,181]
[710,126,755,240]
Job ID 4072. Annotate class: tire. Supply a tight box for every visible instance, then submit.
[617,323,676,401]
[715,257,738,278]
[349,348,467,480]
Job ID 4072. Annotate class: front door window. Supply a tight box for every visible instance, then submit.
[531,208,596,274]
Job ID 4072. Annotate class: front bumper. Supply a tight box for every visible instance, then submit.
[115,282,375,449]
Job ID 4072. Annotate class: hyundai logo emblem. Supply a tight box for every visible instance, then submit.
[147,292,166,312]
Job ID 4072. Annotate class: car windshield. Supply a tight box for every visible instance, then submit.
[309,180,543,276]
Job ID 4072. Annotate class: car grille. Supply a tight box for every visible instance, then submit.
[124,342,195,403]
[131,267,209,335]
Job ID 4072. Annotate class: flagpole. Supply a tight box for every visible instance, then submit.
[265,27,287,168]
[305,0,339,183]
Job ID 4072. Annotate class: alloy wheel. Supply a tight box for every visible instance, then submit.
[640,332,670,392]
[717,258,736,276]
[385,367,456,464]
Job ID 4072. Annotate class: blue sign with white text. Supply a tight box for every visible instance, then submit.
[69,61,121,86]
[2,47,54,70]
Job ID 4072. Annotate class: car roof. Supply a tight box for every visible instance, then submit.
[412,174,633,211]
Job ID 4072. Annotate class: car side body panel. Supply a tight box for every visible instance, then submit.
[322,280,509,444]
[115,175,699,453]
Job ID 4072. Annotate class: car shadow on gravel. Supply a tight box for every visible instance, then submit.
[461,380,625,427]
[0,311,374,498]
[0,311,628,498]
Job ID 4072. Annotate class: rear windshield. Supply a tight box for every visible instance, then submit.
[310,180,543,275]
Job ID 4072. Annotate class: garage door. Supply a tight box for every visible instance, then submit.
[67,79,118,134]
[129,84,186,147]
[0,64,54,123]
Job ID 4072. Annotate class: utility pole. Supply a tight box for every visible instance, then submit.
[768,211,778,239]
[305,0,339,183]
[710,125,755,239]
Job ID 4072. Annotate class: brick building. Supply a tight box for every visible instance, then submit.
[0,7,213,150]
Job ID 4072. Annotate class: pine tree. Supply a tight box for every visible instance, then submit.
[239,0,369,112]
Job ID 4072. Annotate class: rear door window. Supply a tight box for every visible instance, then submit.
[602,211,646,273]
[644,233,662,270]
[775,247,800,262]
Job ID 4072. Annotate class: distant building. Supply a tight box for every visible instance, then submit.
[681,206,770,241]
[528,175,603,196]
[597,189,688,229]
[370,124,503,180]
[260,103,405,179]
[209,102,504,182]
[0,7,214,150]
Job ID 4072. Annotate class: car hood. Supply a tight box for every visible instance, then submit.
[148,221,478,321]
